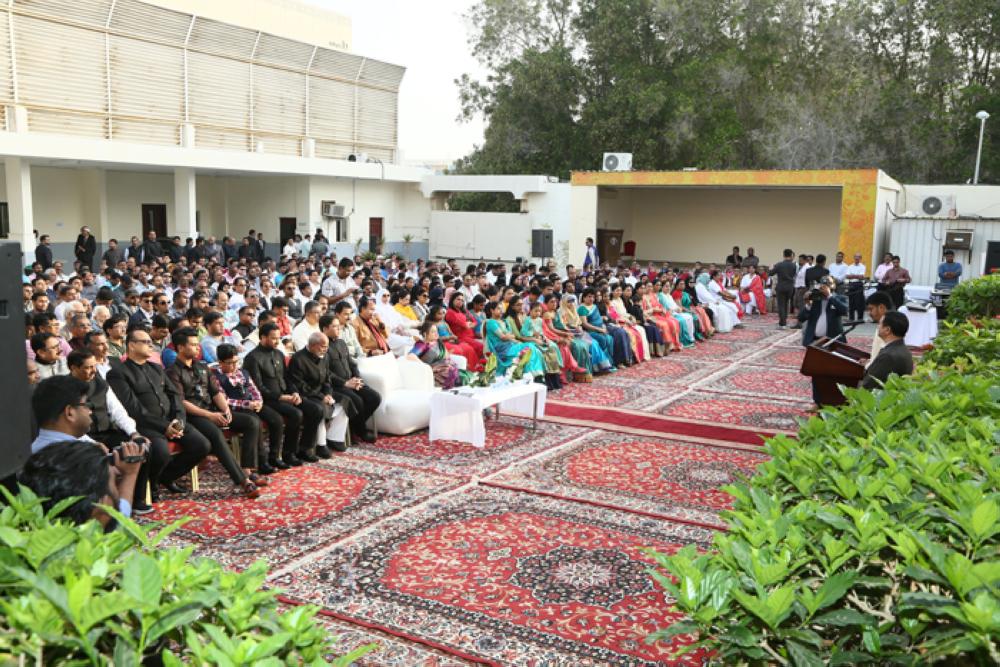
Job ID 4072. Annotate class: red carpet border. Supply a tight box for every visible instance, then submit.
[151,458,462,569]
[657,390,811,433]
[483,431,770,530]
[272,486,715,667]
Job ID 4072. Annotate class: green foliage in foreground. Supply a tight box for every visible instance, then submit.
[924,318,1000,372]
[946,274,1000,322]
[0,486,376,665]
[647,337,1000,665]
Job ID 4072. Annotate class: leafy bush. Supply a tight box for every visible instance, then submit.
[646,364,1000,665]
[946,273,1000,321]
[0,486,375,665]
[924,319,1000,374]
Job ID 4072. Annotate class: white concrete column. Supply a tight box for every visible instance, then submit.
[4,157,34,262]
[80,169,109,245]
[172,167,198,239]
[6,105,28,133]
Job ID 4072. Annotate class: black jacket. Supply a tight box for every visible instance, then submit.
[804,265,830,289]
[862,339,913,390]
[75,234,96,264]
[35,244,53,270]
[243,345,289,402]
[107,358,185,433]
[325,339,359,387]
[286,349,331,401]
[800,294,848,347]
[771,260,798,292]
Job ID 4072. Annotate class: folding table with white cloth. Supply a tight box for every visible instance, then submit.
[429,382,547,448]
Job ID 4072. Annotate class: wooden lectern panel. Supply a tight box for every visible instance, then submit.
[800,339,871,406]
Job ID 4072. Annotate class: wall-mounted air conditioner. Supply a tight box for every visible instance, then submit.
[602,152,633,172]
[921,195,957,218]
[321,201,346,218]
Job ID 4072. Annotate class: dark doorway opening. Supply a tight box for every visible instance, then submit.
[368,217,384,254]
[597,228,623,265]
[141,204,167,240]
[279,218,297,248]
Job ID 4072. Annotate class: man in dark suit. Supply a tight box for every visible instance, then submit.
[799,276,849,408]
[243,322,311,465]
[35,234,53,271]
[286,333,341,456]
[319,314,380,443]
[106,327,208,501]
[140,230,163,265]
[770,248,798,329]
[804,253,830,289]
[75,226,97,272]
[862,311,913,390]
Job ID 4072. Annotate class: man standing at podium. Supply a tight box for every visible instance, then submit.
[799,276,848,409]
[862,312,913,390]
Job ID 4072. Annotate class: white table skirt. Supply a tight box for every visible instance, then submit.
[429,382,547,448]
[898,305,938,347]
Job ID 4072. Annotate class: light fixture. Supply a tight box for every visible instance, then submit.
[974,110,990,184]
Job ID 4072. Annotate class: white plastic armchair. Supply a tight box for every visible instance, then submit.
[357,353,438,436]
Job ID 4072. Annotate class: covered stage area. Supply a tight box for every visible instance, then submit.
[569,169,902,268]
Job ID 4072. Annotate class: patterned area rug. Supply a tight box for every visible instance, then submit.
[275,486,715,667]
[150,458,461,569]
[657,390,811,432]
[696,366,814,403]
[608,357,724,386]
[484,431,769,527]
[346,417,586,478]
[744,345,806,370]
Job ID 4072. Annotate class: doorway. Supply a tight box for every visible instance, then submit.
[597,228,623,265]
[369,217,384,254]
[985,241,1000,276]
[141,204,167,239]
[279,218,297,248]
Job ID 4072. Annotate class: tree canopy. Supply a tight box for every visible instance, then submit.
[455,0,999,185]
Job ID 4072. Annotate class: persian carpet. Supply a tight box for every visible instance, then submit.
[551,375,689,409]
[150,457,461,569]
[695,366,815,403]
[274,486,715,667]
[607,357,724,386]
[483,431,769,528]
[657,390,810,433]
[744,345,806,370]
[345,417,586,479]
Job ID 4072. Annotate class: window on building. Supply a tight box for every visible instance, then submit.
[334,218,348,242]
[0,203,8,239]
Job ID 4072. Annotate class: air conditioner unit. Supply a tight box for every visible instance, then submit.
[921,194,958,218]
[602,152,633,172]
[321,201,346,218]
[944,230,973,250]
[348,152,369,163]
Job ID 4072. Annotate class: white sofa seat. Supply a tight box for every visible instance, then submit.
[357,353,438,435]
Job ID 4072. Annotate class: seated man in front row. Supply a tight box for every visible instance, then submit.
[862,311,913,390]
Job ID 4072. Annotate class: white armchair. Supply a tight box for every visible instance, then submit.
[357,353,438,435]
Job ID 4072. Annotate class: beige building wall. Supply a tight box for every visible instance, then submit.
[623,187,843,266]
[143,0,352,51]
[106,172,174,241]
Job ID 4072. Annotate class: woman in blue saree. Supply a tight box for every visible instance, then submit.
[483,300,544,378]
[556,294,613,374]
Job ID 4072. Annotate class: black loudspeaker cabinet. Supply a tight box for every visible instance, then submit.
[0,242,31,479]
[531,229,553,258]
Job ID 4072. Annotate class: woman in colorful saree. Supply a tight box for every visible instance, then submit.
[739,267,767,314]
[622,284,666,357]
[483,300,545,378]
[444,291,484,370]
[607,284,650,361]
[412,320,463,389]
[695,272,737,332]
[556,294,613,374]
[709,269,744,325]
[468,294,488,336]
[577,288,622,369]
[640,283,682,351]
[590,288,635,367]
[676,275,715,339]
[428,304,479,371]
[514,299,564,390]
[541,295,590,382]
[656,282,696,348]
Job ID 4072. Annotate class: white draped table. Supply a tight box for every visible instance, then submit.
[429,382,547,448]
[898,305,938,347]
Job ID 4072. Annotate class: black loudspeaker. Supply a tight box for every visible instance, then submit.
[0,242,32,479]
[531,229,553,258]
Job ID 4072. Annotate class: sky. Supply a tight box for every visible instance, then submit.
[308,0,487,166]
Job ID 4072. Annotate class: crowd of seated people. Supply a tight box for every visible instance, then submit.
[20,231,807,516]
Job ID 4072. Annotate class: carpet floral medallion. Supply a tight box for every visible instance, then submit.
[608,357,724,386]
[658,390,811,432]
[274,486,715,666]
[696,366,815,403]
[486,432,768,526]
[550,376,687,409]
[745,345,806,370]
[346,417,586,478]
[150,458,461,569]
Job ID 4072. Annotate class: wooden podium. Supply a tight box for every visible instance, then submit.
[800,338,870,406]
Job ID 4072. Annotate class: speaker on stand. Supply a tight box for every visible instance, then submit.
[0,241,32,485]
[531,229,553,263]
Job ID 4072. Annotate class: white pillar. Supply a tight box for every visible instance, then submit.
[80,168,109,245]
[172,167,198,239]
[5,157,34,263]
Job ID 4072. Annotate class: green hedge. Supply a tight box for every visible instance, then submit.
[946,273,1000,321]
[646,324,1000,665]
[0,486,375,665]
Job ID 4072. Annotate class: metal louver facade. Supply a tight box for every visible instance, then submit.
[0,0,402,161]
